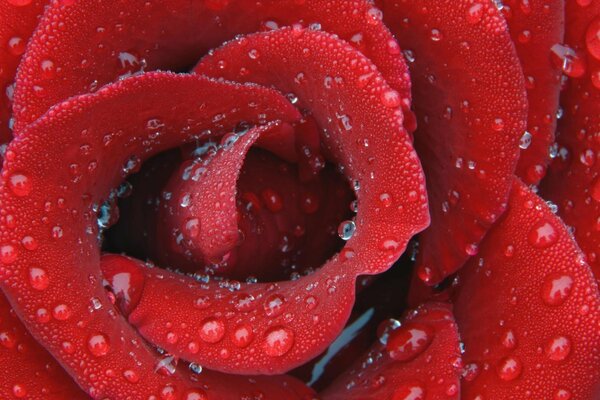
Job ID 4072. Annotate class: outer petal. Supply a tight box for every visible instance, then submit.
[0,292,88,399]
[99,28,429,375]
[0,72,316,399]
[320,302,461,400]
[0,0,47,142]
[541,0,600,278]
[12,0,411,132]
[505,0,564,184]
[455,178,600,399]
[382,0,528,284]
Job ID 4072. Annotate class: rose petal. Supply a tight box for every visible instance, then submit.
[455,178,600,399]
[382,0,528,284]
[0,72,311,398]
[0,0,47,142]
[12,0,411,132]
[320,302,461,400]
[0,292,87,399]
[505,0,564,184]
[540,0,600,278]
[98,27,428,375]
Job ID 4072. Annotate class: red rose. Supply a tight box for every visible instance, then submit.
[0,1,598,399]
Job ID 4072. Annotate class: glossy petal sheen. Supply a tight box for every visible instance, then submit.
[541,0,600,279]
[455,178,600,399]
[382,0,528,284]
[0,72,316,399]
[321,302,461,400]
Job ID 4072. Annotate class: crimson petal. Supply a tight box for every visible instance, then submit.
[0,72,313,399]
[320,302,461,399]
[505,0,564,184]
[381,0,528,284]
[98,27,429,375]
[540,0,600,278]
[0,292,87,399]
[12,0,410,132]
[455,178,600,399]
[0,0,47,142]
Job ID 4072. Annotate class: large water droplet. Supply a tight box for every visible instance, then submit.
[527,219,558,249]
[386,323,433,361]
[87,333,110,357]
[263,294,285,317]
[496,356,522,381]
[545,335,571,361]
[199,318,225,343]
[541,273,574,306]
[585,17,600,60]
[263,326,295,356]
[28,267,49,290]
[8,173,32,197]
[338,220,356,240]
[52,304,72,320]
[231,324,254,348]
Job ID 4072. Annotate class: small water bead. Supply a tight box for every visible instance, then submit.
[263,326,295,357]
[189,362,203,374]
[28,267,49,290]
[40,59,56,80]
[184,389,208,400]
[380,89,402,108]
[123,369,140,383]
[554,388,572,400]
[496,356,522,381]
[7,36,26,56]
[160,385,176,400]
[541,273,574,306]
[0,331,16,349]
[12,384,27,398]
[36,308,50,323]
[193,296,211,309]
[430,28,443,42]
[366,7,383,24]
[199,318,225,343]
[263,294,285,317]
[87,333,110,357]
[386,323,433,361]
[233,293,256,312]
[338,220,356,240]
[467,3,484,24]
[52,304,72,320]
[550,44,586,78]
[231,324,254,348]
[61,341,75,354]
[247,48,260,59]
[545,335,571,361]
[527,219,558,249]
[519,131,532,150]
[379,193,392,207]
[121,155,141,176]
[0,244,17,264]
[8,173,32,197]
[391,384,425,400]
[261,188,283,213]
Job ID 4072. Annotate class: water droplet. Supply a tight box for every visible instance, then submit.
[496,356,522,381]
[233,293,256,312]
[527,219,558,249]
[467,3,484,24]
[8,173,32,197]
[381,89,402,108]
[52,304,72,320]
[519,131,532,149]
[123,369,139,383]
[264,294,285,317]
[545,335,571,361]
[554,388,572,400]
[391,384,425,400]
[0,331,16,349]
[35,308,50,323]
[430,28,443,41]
[199,318,225,343]
[261,188,283,213]
[585,17,600,60]
[184,389,208,400]
[28,267,49,290]
[183,217,200,239]
[12,383,27,398]
[386,323,433,361]
[501,329,517,349]
[248,48,260,59]
[0,244,17,264]
[338,220,356,240]
[87,333,110,357]
[541,273,574,306]
[231,324,254,348]
[379,193,392,207]
[263,326,295,356]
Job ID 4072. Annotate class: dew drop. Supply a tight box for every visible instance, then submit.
[12,383,27,398]
[527,219,558,249]
[391,384,425,400]
[123,369,139,383]
[467,3,484,24]
[8,173,32,197]
[263,326,295,356]
[519,131,532,149]
[496,356,522,381]
[28,267,49,290]
[87,333,110,357]
[231,324,254,348]
[386,323,433,361]
[585,17,600,61]
[263,294,285,317]
[380,89,402,108]
[541,273,574,306]
[338,220,356,240]
[52,304,72,321]
[199,318,225,343]
[545,335,571,361]
[0,244,17,264]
